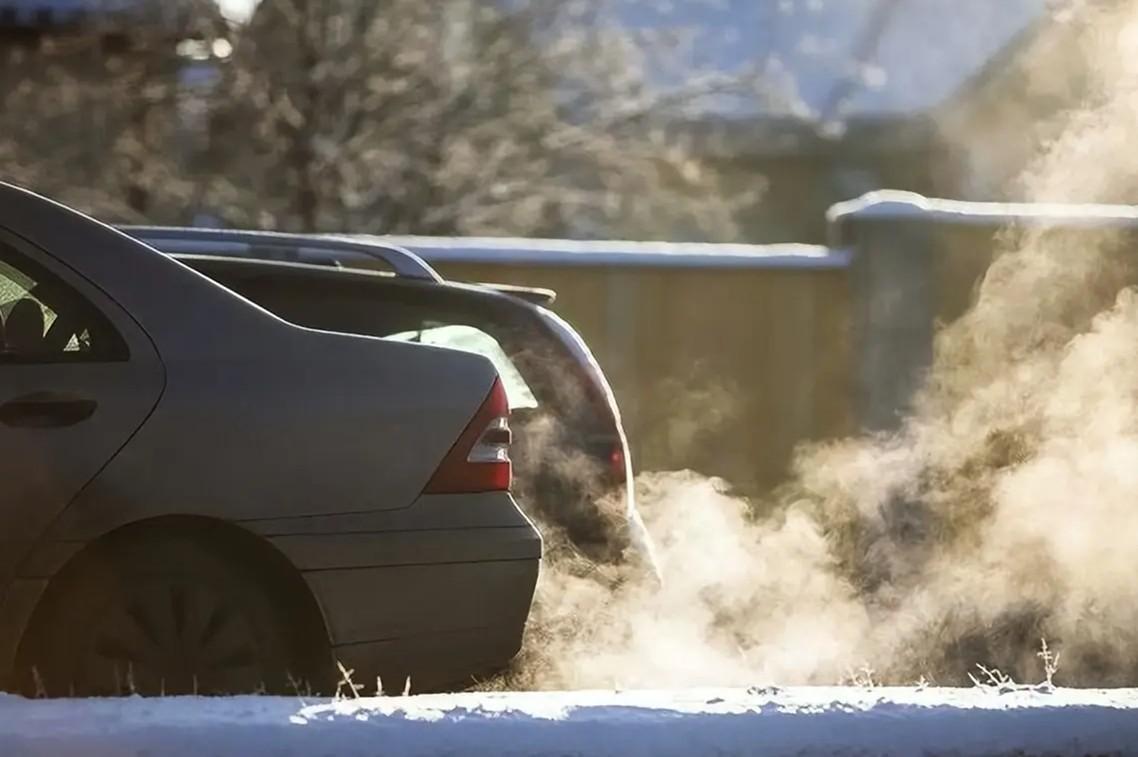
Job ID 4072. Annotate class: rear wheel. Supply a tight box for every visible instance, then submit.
[16,533,325,697]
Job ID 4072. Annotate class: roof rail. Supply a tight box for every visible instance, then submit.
[120,226,444,282]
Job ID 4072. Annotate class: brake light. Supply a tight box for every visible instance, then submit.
[424,378,512,494]
[609,442,627,483]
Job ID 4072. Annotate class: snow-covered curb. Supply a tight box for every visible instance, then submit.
[3,686,1138,756]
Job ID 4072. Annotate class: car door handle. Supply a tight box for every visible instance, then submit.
[0,392,98,428]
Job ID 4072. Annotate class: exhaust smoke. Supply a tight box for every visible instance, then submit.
[502,1,1138,690]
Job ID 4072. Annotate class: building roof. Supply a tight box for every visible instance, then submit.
[613,0,1048,121]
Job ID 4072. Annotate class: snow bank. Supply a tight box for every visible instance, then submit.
[2,686,1137,756]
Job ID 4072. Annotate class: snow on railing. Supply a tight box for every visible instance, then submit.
[356,234,852,271]
[829,189,1138,228]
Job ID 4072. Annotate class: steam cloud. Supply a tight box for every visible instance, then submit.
[503,1,1138,689]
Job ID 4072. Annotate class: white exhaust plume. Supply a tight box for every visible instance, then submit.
[497,1,1138,690]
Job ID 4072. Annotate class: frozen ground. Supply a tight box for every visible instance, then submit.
[2,686,1138,756]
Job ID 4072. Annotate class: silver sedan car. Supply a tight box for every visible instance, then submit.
[0,183,541,696]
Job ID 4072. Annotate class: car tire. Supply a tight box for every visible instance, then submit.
[16,532,325,697]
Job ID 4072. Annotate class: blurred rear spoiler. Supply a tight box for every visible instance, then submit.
[479,282,556,306]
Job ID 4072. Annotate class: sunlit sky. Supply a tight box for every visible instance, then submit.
[210,0,1044,116]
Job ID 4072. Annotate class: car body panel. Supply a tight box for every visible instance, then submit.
[0,580,43,687]
[0,364,164,565]
[269,528,541,571]
[0,225,166,588]
[44,330,497,540]
[258,491,540,682]
[241,490,540,534]
[311,557,537,670]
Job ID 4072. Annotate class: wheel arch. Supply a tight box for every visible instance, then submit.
[12,514,332,691]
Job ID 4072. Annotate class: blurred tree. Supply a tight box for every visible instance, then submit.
[0,1,226,222]
[0,1,852,239]
[202,0,766,239]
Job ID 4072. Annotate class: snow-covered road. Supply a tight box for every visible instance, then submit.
[3,686,1138,756]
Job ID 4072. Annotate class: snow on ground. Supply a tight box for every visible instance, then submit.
[3,686,1138,756]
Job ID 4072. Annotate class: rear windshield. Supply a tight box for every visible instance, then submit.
[384,322,538,410]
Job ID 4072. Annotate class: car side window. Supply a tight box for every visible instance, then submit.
[0,243,127,363]
[385,322,539,410]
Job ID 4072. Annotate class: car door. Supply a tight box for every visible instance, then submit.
[0,230,164,583]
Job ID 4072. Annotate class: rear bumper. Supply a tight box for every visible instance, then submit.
[307,557,538,690]
[256,491,541,690]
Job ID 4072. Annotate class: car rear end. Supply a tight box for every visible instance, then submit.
[165,320,544,693]
[360,281,658,578]
[258,359,542,693]
[122,228,648,567]
[406,281,648,567]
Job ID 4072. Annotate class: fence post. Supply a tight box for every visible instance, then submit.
[829,192,936,432]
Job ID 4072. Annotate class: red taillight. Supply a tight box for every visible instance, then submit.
[609,442,627,482]
[424,378,512,494]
